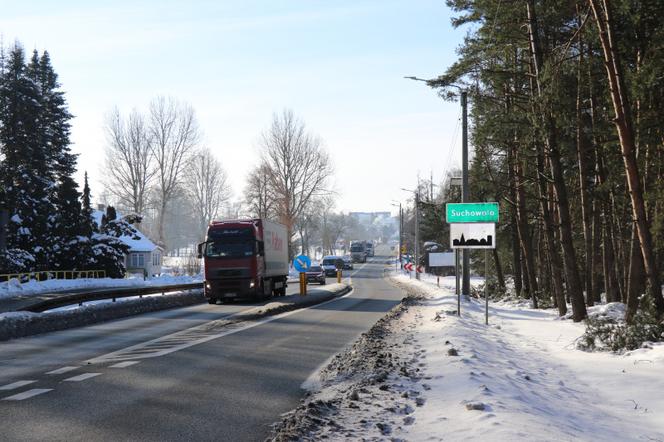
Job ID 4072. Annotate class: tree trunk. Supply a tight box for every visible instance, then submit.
[527,0,585,320]
[514,146,539,306]
[535,149,566,316]
[576,36,595,306]
[492,247,505,290]
[591,200,604,303]
[588,0,663,315]
[506,133,523,298]
[626,222,645,321]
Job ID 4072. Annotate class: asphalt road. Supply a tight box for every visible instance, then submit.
[0,252,404,441]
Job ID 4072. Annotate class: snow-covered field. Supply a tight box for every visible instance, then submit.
[0,273,202,300]
[273,272,664,441]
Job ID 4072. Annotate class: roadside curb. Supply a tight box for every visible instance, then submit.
[0,283,352,342]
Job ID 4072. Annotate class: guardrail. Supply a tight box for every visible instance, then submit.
[21,282,204,313]
[0,270,107,283]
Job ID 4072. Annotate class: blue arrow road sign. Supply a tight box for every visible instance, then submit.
[293,255,311,272]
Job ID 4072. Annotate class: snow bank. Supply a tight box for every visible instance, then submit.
[272,273,664,441]
[394,275,664,441]
[0,273,202,300]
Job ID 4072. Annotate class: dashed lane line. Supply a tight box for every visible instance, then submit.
[86,287,356,365]
[3,389,53,401]
[64,373,102,382]
[46,366,79,375]
[110,361,140,368]
[0,380,36,391]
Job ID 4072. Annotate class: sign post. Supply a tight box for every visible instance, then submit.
[293,254,311,296]
[455,249,460,316]
[446,202,498,323]
[485,250,489,325]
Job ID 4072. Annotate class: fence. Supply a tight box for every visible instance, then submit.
[0,270,107,283]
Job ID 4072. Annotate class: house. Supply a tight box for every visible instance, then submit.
[122,227,163,278]
[93,208,162,278]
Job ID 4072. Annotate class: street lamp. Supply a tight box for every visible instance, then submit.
[405,75,470,296]
[401,188,420,280]
[391,201,403,270]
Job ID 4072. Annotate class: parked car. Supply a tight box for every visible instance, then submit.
[305,265,326,285]
[342,255,354,270]
[321,255,344,276]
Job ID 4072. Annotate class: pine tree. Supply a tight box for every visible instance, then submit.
[32,50,81,269]
[0,44,53,271]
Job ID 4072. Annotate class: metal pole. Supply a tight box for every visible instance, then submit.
[456,249,460,316]
[485,249,489,325]
[461,90,470,297]
[399,204,403,270]
[415,192,420,280]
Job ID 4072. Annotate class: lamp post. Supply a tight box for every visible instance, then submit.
[391,201,403,270]
[401,188,420,280]
[405,76,470,294]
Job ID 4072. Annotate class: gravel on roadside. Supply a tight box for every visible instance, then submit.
[270,280,429,441]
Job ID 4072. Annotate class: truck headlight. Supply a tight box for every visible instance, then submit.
[249,280,255,288]
[205,282,211,290]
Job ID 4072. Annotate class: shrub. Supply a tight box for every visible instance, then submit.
[579,296,664,352]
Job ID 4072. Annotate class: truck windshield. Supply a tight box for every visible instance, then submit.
[351,245,364,252]
[205,241,254,258]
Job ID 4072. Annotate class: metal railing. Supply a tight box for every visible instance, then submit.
[0,270,107,283]
[21,282,204,312]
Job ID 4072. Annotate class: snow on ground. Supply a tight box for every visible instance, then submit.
[272,272,664,441]
[0,273,202,300]
[395,275,664,441]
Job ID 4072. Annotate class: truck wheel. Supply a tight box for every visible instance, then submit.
[207,298,217,305]
[263,280,273,300]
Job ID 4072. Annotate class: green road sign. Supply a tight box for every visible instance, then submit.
[446,202,499,223]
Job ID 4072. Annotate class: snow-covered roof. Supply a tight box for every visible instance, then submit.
[92,210,160,253]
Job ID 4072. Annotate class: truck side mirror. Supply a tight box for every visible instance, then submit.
[197,242,204,259]
[257,241,265,256]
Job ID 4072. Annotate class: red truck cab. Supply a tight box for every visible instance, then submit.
[197,219,288,303]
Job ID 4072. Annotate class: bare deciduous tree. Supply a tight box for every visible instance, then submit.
[327,212,351,255]
[148,97,201,248]
[245,163,275,219]
[258,109,333,259]
[185,147,231,239]
[103,107,154,222]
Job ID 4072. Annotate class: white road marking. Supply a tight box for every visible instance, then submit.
[110,361,140,368]
[87,287,356,364]
[3,389,52,401]
[0,380,36,391]
[64,373,102,382]
[46,366,79,375]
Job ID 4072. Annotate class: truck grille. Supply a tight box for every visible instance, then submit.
[216,268,249,278]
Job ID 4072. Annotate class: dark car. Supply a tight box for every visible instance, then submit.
[306,265,326,285]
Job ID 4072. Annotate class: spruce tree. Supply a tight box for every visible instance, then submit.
[0,44,52,271]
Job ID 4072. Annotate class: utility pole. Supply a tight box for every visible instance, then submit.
[461,90,470,296]
[392,201,403,270]
[415,191,420,280]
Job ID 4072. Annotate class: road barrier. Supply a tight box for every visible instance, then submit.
[19,282,204,313]
[0,269,107,283]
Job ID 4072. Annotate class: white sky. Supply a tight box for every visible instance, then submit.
[1,0,465,215]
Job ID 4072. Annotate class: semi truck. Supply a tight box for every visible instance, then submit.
[366,241,374,257]
[350,241,367,263]
[197,219,289,303]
